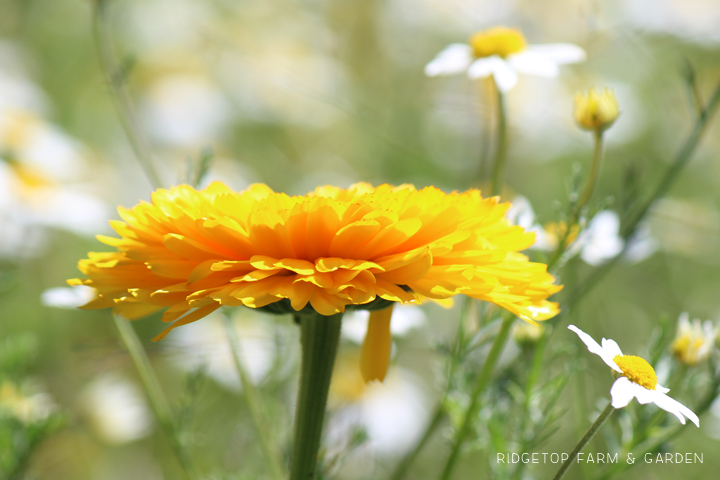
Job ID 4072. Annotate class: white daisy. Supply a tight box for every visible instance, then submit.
[41,285,96,309]
[568,325,699,426]
[425,26,585,92]
[81,374,154,444]
[671,312,718,366]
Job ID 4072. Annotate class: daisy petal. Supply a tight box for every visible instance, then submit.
[631,383,656,405]
[655,383,670,394]
[425,44,473,76]
[467,57,501,79]
[468,57,518,92]
[652,392,700,427]
[508,51,559,78]
[568,325,622,373]
[526,44,587,64]
[610,377,634,408]
[601,338,623,358]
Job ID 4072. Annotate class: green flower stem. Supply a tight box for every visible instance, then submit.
[490,81,508,197]
[552,402,614,480]
[566,76,720,302]
[548,130,605,271]
[439,312,515,480]
[223,315,286,480]
[290,312,343,480]
[113,316,198,480]
[576,130,604,214]
[92,0,163,189]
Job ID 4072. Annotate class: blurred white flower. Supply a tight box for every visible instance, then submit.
[504,196,555,250]
[141,75,231,148]
[41,285,96,309]
[341,306,426,345]
[328,355,431,458]
[506,199,656,265]
[578,210,625,265]
[165,310,277,391]
[671,312,718,366]
[82,374,153,444]
[0,45,111,258]
[425,26,585,92]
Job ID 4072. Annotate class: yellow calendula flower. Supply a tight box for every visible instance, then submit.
[69,183,562,345]
[671,312,718,366]
[574,87,620,132]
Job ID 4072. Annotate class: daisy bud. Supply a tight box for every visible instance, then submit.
[574,87,620,132]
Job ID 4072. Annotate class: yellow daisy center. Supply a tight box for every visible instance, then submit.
[613,354,657,390]
[469,27,527,59]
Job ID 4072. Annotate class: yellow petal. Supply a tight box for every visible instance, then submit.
[360,306,394,383]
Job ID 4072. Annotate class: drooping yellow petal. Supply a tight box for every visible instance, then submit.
[360,306,394,383]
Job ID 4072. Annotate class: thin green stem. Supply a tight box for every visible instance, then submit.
[223,315,286,480]
[92,0,163,189]
[113,316,198,480]
[567,77,720,303]
[548,130,605,271]
[289,312,343,480]
[577,130,604,213]
[490,81,507,197]
[552,402,614,480]
[438,313,515,480]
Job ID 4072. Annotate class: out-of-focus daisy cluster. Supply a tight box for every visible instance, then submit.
[0,42,109,259]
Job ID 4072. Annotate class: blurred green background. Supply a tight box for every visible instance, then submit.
[1,0,720,479]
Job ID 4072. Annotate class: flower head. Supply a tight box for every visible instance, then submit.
[671,312,717,366]
[425,26,586,92]
[70,182,561,340]
[568,325,699,426]
[574,87,620,132]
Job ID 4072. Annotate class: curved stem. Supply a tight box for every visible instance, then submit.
[552,402,614,480]
[490,81,508,197]
[224,315,286,480]
[92,0,163,189]
[438,313,515,480]
[290,312,343,480]
[113,316,198,480]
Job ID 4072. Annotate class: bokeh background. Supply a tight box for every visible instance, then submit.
[1,0,720,479]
